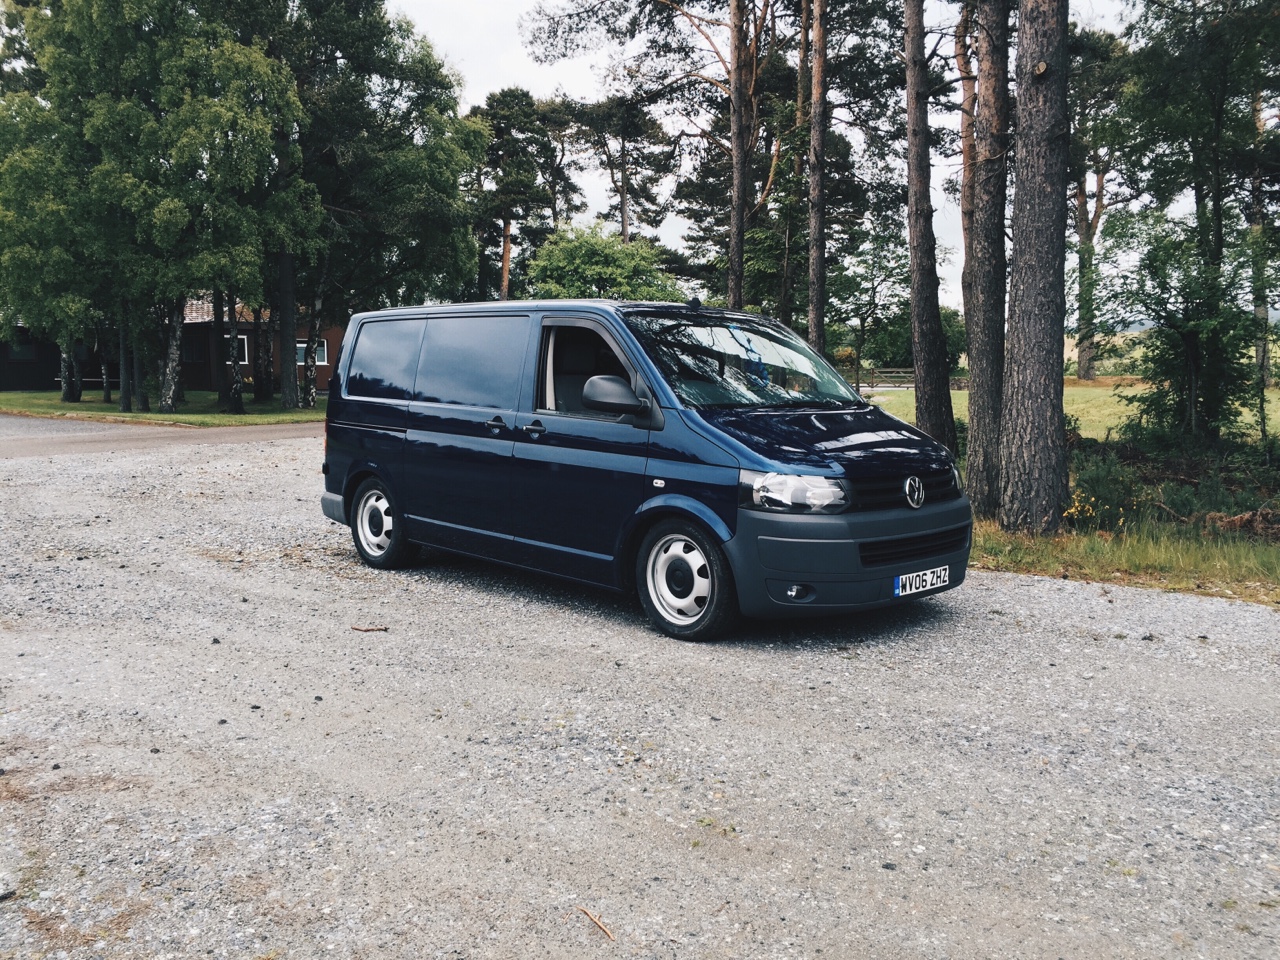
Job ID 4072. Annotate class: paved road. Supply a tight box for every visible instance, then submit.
[0,412,322,458]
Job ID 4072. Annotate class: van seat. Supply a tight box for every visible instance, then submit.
[553,340,599,413]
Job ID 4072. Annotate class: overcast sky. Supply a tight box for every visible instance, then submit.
[391,0,1130,309]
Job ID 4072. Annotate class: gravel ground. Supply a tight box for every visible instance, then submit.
[0,428,1277,959]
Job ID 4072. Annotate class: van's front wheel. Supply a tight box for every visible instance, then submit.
[351,477,416,569]
[637,520,737,641]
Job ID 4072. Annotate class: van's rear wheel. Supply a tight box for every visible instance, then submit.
[351,477,415,569]
[637,520,737,641]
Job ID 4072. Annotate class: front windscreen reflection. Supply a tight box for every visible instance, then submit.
[623,311,864,410]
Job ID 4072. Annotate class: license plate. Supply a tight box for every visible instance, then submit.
[894,565,949,597]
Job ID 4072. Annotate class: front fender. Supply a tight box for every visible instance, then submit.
[612,493,736,590]
[632,493,735,543]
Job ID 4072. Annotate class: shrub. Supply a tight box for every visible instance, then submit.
[1065,451,1146,531]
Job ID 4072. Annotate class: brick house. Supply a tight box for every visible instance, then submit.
[178,298,346,393]
[1,298,346,394]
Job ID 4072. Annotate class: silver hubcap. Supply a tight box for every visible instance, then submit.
[356,489,393,556]
[646,534,711,625]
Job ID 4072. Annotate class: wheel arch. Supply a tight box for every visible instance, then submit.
[615,495,734,593]
[341,463,393,518]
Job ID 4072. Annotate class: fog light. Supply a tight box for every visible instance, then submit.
[786,584,811,601]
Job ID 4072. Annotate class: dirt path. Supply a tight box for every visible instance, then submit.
[0,412,321,458]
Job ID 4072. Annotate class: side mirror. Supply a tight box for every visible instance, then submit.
[582,375,649,416]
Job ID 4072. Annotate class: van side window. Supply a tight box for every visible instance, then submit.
[415,314,531,408]
[540,326,630,416]
[346,318,425,400]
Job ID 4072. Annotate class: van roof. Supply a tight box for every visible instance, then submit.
[351,299,770,323]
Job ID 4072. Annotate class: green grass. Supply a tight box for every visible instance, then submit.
[973,519,1280,607]
[865,383,1139,440]
[864,380,1280,442]
[0,390,326,426]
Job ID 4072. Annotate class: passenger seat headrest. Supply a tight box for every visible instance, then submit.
[558,340,598,375]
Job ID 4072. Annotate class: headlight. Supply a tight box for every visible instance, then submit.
[739,470,849,514]
[953,465,963,491]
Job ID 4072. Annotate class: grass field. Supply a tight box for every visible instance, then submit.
[864,378,1280,441]
[0,390,326,426]
[972,519,1280,606]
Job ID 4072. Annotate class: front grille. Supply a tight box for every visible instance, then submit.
[847,468,960,511]
[859,525,970,568]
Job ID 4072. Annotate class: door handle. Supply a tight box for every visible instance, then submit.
[484,416,506,433]
[522,420,547,438]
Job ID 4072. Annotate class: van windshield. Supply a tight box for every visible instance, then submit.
[623,311,864,410]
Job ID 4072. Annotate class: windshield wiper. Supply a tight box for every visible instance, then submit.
[751,397,858,410]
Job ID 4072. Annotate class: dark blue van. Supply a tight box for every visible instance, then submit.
[321,301,971,640]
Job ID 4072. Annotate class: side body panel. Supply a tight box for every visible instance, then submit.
[510,314,653,587]
[323,316,425,511]
[400,313,535,561]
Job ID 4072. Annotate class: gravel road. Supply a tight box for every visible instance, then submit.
[1,422,1277,959]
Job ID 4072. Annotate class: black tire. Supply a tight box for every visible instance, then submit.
[636,519,738,641]
[350,477,416,569]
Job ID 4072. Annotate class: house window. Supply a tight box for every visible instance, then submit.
[181,337,207,363]
[9,342,37,362]
[297,340,328,366]
[223,335,248,365]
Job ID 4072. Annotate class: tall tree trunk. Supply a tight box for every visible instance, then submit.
[253,306,270,402]
[500,217,513,301]
[277,249,299,410]
[955,0,977,318]
[777,0,811,328]
[1075,172,1099,381]
[965,0,1011,516]
[904,0,957,453]
[619,140,632,244]
[212,289,231,410]
[132,340,149,412]
[1252,88,1272,398]
[159,298,185,414]
[998,0,1069,534]
[117,318,132,413]
[303,258,330,409]
[1074,143,1109,383]
[303,310,321,409]
[226,291,246,415]
[59,348,79,403]
[100,352,111,404]
[727,0,749,310]
[806,0,828,355]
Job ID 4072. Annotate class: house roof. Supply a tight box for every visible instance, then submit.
[183,295,269,325]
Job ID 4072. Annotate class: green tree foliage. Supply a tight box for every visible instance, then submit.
[468,87,560,300]
[1105,210,1256,442]
[574,94,674,242]
[0,87,91,383]
[1067,25,1130,380]
[528,224,686,300]
[0,0,478,411]
[283,6,480,312]
[535,96,586,227]
[855,302,964,373]
[1109,0,1280,442]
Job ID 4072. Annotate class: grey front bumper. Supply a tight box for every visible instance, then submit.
[722,498,973,619]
